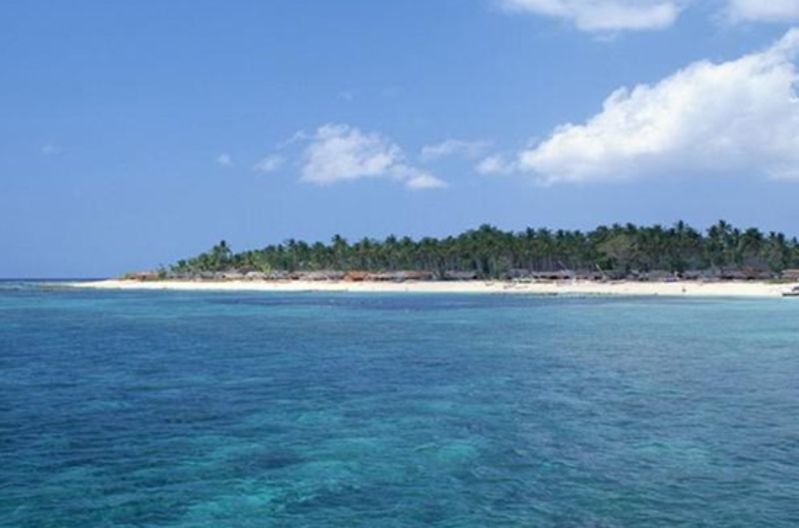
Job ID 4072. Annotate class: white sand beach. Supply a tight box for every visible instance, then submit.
[72,279,799,298]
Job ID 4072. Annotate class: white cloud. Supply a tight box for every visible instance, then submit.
[253,154,284,173]
[406,174,447,189]
[301,124,400,184]
[397,166,448,190]
[420,139,491,161]
[277,130,311,149]
[216,153,233,167]
[476,155,516,175]
[726,0,799,23]
[301,123,445,190]
[512,29,799,184]
[499,0,680,32]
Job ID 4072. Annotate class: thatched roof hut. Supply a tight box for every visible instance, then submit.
[287,271,345,281]
[123,271,160,281]
[718,270,744,281]
[782,269,799,281]
[442,270,479,281]
[529,270,573,281]
[344,271,370,282]
[575,271,605,281]
[718,269,774,281]
[369,271,435,282]
[639,270,678,282]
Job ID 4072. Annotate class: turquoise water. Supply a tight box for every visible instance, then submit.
[2,284,799,526]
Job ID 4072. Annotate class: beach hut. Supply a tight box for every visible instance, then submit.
[301,271,345,281]
[344,271,370,282]
[402,271,436,281]
[640,270,677,282]
[504,269,534,280]
[443,270,479,281]
[719,270,748,281]
[531,270,574,281]
[369,271,435,282]
[781,269,799,281]
[123,271,160,281]
[718,268,774,281]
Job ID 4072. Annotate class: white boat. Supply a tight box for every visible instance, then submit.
[783,286,799,297]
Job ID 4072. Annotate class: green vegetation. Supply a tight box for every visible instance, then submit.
[168,221,799,280]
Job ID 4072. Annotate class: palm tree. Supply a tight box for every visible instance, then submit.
[331,234,349,270]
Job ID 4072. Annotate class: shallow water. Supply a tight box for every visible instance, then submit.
[2,284,799,526]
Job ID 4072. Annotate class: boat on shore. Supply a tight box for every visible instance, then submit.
[783,286,799,297]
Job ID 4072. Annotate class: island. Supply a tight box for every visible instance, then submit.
[79,221,799,297]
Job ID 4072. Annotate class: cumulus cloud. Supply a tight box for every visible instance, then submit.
[253,154,284,173]
[512,29,799,184]
[420,139,491,161]
[476,155,516,175]
[726,0,799,23]
[301,124,401,184]
[301,124,445,190]
[499,0,680,32]
[398,166,448,189]
[216,153,233,167]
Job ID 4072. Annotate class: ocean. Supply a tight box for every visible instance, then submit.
[2,283,798,526]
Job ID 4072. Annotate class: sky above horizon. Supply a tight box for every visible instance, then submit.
[3,0,799,277]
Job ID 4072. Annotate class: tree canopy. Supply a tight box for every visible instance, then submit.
[168,221,799,280]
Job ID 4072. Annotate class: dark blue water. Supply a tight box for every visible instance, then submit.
[2,284,799,527]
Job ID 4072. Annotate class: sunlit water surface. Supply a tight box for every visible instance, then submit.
[2,283,798,526]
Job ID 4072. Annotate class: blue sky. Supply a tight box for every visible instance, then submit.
[3,0,799,277]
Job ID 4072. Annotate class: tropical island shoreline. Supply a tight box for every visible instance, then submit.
[72,278,799,298]
[74,221,799,298]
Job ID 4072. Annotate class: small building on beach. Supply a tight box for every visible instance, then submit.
[782,269,799,281]
[123,271,161,281]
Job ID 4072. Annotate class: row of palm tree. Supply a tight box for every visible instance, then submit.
[169,221,799,278]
